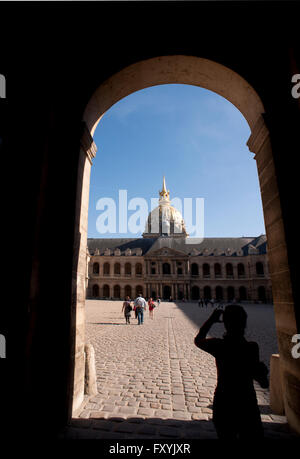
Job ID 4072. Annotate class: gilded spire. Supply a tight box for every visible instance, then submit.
[159,176,170,201]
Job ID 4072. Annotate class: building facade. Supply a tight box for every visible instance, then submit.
[86,179,272,303]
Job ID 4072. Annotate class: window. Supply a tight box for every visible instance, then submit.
[103,262,110,275]
[136,263,143,276]
[125,263,131,276]
[114,263,121,275]
[203,263,210,278]
[93,262,99,275]
[256,262,264,276]
[214,263,221,278]
[226,263,233,278]
[162,263,171,275]
[191,263,199,276]
[238,263,245,277]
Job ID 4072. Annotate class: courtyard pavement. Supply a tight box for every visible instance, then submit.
[64,300,297,439]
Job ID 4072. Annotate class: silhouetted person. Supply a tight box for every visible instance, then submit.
[122,296,132,324]
[194,304,269,439]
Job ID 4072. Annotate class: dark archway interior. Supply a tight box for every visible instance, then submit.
[2,1,300,439]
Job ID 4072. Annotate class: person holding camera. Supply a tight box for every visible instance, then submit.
[194,304,269,439]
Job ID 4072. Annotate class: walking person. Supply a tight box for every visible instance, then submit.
[194,304,269,439]
[157,297,161,307]
[134,293,147,325]
[122,296,132,324]
[148,297,156,320]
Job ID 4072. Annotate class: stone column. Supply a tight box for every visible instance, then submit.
[71,123,97,414]
[248,115,300,434]
[172,260,176,277]
[233,264,238,279]
[120,263,125,276]
[172,284,176,300]
[120,286,125,299]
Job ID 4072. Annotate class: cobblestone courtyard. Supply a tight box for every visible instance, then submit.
[65,300,297,439]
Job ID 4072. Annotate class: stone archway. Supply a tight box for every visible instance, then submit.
[71,55,299,433]
[163,285,172,300]
[191,286,200,300]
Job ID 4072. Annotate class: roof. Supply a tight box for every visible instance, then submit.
[87,238,157,256]
[87,235,267,256]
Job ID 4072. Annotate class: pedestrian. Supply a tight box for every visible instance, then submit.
[204,298,208,308]
[157,297,161,307]
[211,298,215,308]
[134,293,147,325]
[121,296,132,324]
[148,297,156,320]
[194,304,269,439]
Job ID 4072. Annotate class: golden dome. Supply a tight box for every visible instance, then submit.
[143,177,188,238]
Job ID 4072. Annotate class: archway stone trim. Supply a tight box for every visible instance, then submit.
[83,55,265,136]
[71,55,300,434]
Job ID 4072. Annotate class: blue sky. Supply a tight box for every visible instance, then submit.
[88,84,265,239]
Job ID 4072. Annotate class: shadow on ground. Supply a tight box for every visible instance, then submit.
[61,416,297,440]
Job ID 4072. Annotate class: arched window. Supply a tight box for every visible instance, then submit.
[113,285,121,298]
[191,286,200,300]
[216,286,223,300]
[124,285,132,298]
[227,286,235,301]
[256,262,264,276]
[93,262,99,275]
[191,263,199,276]
[151,261,156,275]
[135,285,143,297]
[239,286,247,301]
[203,286,211,300]
[92,284,99,297]
[177,261,183,275]
[258,286,266,302]
[136,263,143,276]
[103,284,110,298]
[238,263,245,277]
[226,263,234,278]
[162,263,171,275]
[103,262,110,276]
[214,263,222,278]
[125,263,131,276]
[114,263,121,275]
[203,263,210,278]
